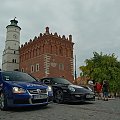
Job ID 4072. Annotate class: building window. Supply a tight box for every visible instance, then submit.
[31,65,34,73]
[14,51,15,54]
[36,64,39,72]
[12,59,14,63]
[21,68,24,72]
[59,63,64,70]
[59,47,63,56]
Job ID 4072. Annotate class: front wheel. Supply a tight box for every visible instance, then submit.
[54,89,64,104]
[0,92,8,111]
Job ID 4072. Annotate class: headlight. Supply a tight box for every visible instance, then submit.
[68,85,75,92]
[47,86,52,92]
[12,87,26,94]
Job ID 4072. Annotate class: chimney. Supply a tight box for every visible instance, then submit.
[69,35,72,41]
[45,27,49,35]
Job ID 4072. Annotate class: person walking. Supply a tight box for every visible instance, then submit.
[102,80,109,101]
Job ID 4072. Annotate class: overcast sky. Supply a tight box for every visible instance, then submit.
[0,0,120,77]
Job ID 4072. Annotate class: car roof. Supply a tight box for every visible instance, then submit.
[41,77,64,79]
[40,77,67,81]
[0,71,26,74]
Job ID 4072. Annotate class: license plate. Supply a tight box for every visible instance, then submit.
[33,94,48,100]
[86,94,94,98]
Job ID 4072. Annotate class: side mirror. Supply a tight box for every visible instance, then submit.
[44,80,50,85]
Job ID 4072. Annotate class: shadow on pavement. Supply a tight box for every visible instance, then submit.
[64,101,95,105]
[7,104,52,112]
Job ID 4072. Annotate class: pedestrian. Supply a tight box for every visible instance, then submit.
[102,80,109,101]
[95,82,102,100]
[88,80,95,92]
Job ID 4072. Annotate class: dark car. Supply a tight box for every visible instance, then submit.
[0,71,53,110]
[40,77,95,103]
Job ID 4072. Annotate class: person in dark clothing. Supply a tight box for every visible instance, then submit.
[102,80,109,101]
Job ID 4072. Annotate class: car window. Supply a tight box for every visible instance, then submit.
[2,71,36,82]
[52,78,72,85]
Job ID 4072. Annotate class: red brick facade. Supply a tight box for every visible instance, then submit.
[19,27,74,83]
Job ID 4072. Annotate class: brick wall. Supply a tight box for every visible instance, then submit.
[19,27,74,83]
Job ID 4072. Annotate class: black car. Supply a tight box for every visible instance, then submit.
[40,77,95,103]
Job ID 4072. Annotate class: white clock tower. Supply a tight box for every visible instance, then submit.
[2,18,21,71]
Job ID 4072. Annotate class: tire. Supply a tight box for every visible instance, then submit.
[54,89,64,104]
[0,92,8,111]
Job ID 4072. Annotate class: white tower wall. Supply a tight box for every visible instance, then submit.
[2,19,21,71]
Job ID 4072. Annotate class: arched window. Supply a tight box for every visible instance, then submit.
[42,45,44,53]
[25,53,27,60]
[59,47,63,56]
[66,49,68,57]
[37,48,39,56]
[29,50,32,58]
[33,49,36,57]
[50,45,52,54]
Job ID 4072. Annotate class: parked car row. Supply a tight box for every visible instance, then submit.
[0,71,95,111]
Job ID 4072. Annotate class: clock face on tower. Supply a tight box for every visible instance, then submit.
[13,34,18,39]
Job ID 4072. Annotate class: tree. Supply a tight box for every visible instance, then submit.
[79,52,120,93]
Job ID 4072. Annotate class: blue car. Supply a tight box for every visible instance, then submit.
[0,71,53,110]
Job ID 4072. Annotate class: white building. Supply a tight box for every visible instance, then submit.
[2,18,21,71]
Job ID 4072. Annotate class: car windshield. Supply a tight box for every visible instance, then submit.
[2,71,37,82]
[52,78,72,85]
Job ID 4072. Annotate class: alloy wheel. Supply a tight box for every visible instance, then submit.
[55,90,64,103]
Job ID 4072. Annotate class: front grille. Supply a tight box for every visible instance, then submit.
[31,99,47,104]
[14,99,29,104]
[28,89,47,94]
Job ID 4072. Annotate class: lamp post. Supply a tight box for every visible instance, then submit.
[74,55,77,84]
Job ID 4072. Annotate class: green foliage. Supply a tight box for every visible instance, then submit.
[79,52,120,93]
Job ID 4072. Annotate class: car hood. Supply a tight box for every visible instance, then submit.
[5,81,47,89]
[69,84,82,88]
[69,84,94,94]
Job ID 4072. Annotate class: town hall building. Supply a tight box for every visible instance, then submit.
[2,19,75,83]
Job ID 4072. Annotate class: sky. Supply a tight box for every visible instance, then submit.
[0,0,120,77]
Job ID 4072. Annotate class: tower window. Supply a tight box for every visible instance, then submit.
[14,51,15,54]
[12,59,17,63]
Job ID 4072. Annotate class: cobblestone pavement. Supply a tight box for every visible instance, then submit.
[0,98,120,120]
